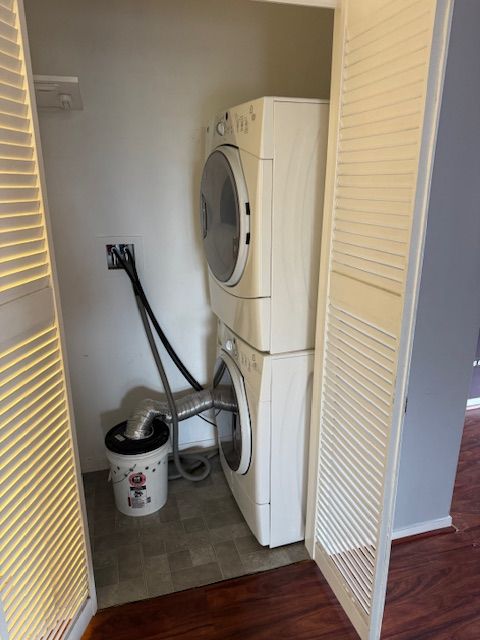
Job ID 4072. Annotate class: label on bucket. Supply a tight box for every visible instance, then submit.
[128,486,150,508]
[127,472,150,509]
[128,472,146,487]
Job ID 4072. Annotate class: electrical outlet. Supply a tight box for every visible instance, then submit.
[106,243,135,269]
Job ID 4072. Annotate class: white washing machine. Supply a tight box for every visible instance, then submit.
[213,322,314,548]
[201,96,329,354]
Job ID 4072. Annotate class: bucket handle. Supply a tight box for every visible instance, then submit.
[110,463,138,485]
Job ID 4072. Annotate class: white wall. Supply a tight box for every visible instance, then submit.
[393,0,480,535]
[24,0,333,471]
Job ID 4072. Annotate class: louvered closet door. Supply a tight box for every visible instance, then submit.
[0,1,94,639]
[307,1,452,639]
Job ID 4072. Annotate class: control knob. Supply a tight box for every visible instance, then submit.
[216,121,225,136]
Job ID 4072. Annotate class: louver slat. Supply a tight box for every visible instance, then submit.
[0,6,15,27]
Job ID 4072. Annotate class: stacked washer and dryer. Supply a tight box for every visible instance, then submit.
[200,97,328,548]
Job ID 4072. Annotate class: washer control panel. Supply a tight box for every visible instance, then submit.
[224,338,236,354]
[218,322,262,379]
[218,325,238,360]
[237,346,259,374]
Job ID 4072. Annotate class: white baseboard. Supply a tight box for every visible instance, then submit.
[392,515,453,540]
[467,397,480,409]
[179,437,217,451]
[81,456,109,473]
[81,438,218,473]
[163,437,218,456]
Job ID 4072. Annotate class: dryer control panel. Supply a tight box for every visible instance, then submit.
[207,96,275,160]
[207,96,325,162]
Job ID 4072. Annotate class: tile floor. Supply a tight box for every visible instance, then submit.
[83,457,309,609]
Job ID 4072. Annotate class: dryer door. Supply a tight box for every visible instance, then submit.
[213,352,251,475]
[200,146,250,287]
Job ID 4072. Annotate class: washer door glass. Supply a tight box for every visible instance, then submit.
[213,354,251,475]
[200,147,249,286]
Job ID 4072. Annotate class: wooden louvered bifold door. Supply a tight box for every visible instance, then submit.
[307,1,453,639]
[0,1,93,639]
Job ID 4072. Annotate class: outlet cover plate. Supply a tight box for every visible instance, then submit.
[96,235,144,276]
[106,243,135,269]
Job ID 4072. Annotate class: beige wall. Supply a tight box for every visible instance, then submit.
[24,0,333,471]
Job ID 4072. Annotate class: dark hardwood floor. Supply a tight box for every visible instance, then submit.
[382,408,480,640]
[82,410,480,640]
[82,560,357,640]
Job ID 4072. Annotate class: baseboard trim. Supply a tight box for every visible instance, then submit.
[179,438,218,452]
[392,516,453,542]
[81,439,219,473]
[467,397,480,409]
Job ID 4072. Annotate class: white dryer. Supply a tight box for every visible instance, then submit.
[201,96,329,354]
[213,322,314,548]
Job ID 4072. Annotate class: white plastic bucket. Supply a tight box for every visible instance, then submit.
[106,442,169,517]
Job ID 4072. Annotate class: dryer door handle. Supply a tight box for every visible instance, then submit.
[201,196,208,238]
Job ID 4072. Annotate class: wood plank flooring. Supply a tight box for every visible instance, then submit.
[382,408,480,639]
[82,560,357,640]
[82,410,480,640]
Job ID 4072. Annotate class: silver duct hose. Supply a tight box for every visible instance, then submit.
[125,388,236,440]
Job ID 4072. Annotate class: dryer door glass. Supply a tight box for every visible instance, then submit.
[213,355,251,474]
[200,148,248,285]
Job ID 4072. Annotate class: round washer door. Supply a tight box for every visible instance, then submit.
[200,146,250,287]
[213,352,251,475]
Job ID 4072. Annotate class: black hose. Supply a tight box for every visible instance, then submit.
[135,296,211,481]
[111,246,211,481]
[111,247,203,391]
[120,255,215,426]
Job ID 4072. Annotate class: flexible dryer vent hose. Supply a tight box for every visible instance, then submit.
[126,390,236,440]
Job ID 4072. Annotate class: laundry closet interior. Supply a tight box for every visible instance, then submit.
[1,0,466,639]
[21,0,337,609]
